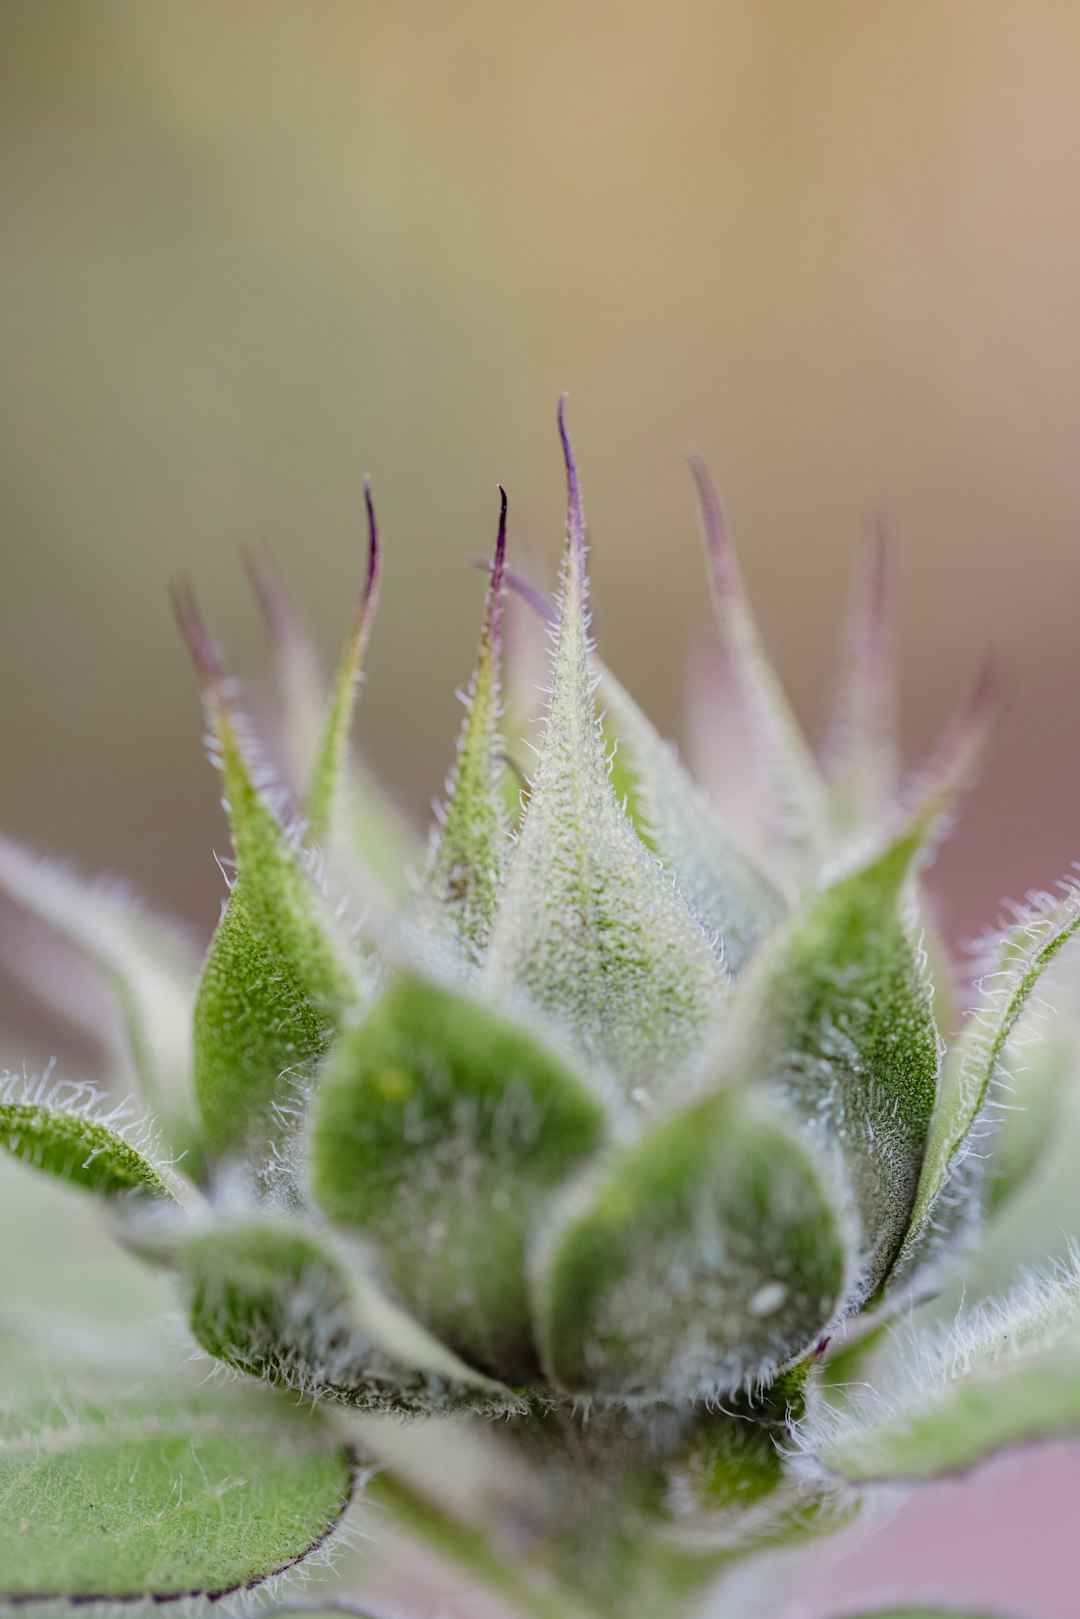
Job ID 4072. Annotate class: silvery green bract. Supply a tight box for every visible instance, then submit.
[2,401,1079,1619]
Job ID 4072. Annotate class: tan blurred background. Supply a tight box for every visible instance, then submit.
[4,5,1080,1612]
[4,0,1080,962]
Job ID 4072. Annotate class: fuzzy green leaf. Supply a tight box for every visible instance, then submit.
[498,561,784,973]
[822,1351,1080,1485]
[0,836,199,1165]
[494,564,660,850]
[598,666,786,975]
[812,1263,1080,1483]
[0,1377,354,1603]
[667,1405,850,1555]
[311,971,606,1382]
[674,1414,785,1515]
[174,585,362,1162]
[413,491,510,963]
[0,1075,178,1202]
[193,885,356,1164]
[537,1089,848,1400]
[484,403,727,1106]
[689,452,828,873]
[170,1215,518,1414]
[737,826,940,1301]
[893,880,1080,1285]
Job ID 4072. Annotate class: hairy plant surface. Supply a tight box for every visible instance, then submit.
[1,400,1076,1619]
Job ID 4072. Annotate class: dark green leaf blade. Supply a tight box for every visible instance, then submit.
[310,971,606,1382]
[0,1377,354,1603]
[0,1075,178,1202]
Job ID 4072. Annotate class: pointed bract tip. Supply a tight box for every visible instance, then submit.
[903,651,1005,832]
[336,476,381,668]
[361,477,380,617]
[556,394,586,570]
[686,450,737,598]
[833,511,897,713]
[976,646,1007,706]
[867,509,894,600]
[939,652,1005,766]
[869,505,894,549]
[479,483,509,661]
[239,538,303,648]
[170,576,226,691]
[494,485,508,585]
[855,511,896,658]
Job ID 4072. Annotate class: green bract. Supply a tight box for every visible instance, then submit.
[1,399,1076,1619]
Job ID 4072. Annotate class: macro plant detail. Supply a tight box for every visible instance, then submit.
[2,400,1079,1619]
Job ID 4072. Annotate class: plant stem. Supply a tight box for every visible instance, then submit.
[368,1470,603,1619]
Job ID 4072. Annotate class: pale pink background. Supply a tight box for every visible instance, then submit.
[800,1447,1080,1619]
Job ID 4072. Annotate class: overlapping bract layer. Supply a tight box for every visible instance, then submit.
[0,402,1070,1433]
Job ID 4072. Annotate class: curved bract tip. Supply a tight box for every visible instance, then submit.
[303,480,385,846]
[557,394,586,584]
[860,513,897,707]
[493,484,508,591]
[415,485,513,961]
[901,652,1004,842]
[240,539,304,652]
[847,511,896,692]
[866,511,894,625]
[170,577,227,694]
[686,450,738,600]
[822,513,900,831]
[686,450,828,868]
[356,476,381,648]
[484,484,509,656]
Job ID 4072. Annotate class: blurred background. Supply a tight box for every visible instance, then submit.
[3,3,1080,1614]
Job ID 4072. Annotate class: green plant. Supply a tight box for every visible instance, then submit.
[1,399,1076,1619]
